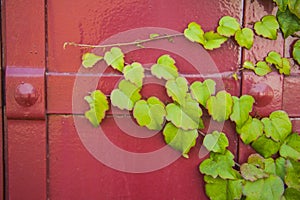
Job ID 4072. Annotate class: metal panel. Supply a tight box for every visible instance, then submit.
[4,0,46,199]
[47,0,242,199]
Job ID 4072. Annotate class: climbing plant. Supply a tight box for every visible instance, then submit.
[65,0,300,199]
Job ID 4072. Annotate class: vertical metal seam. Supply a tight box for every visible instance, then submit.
[236,0,247,165]
[44,0,50,199]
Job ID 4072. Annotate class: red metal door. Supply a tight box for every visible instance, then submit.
[2,0,300,200]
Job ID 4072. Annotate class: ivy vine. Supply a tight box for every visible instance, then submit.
[66,0,300,199]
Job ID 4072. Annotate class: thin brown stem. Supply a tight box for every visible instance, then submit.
[63,33,184,49]
[198,130,206,137]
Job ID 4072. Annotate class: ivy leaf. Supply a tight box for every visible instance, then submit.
[243,61,255,70]
[203,131,229,154]
[280,133,300,161]
[243,175,285,200]
[254,61,272,76]
[275,157,286,181]
[234,28,254,50]
[104,47,125,72]
[149,33,160,39]
[285,159,300,190]
[293,40,300,65]
[254,15,279,40]
[163,122,198,158]
[151,55,179,80]
[288,0,300,18]
[237,117,264,144]
[199,150,237,179]
[266,51,282,65]
[261,110,292,142]
[202,31,228,50]
[123,62,144,87]
[207,90,233,122]
[110,80,141,110]
[82,53,103,68]
[166,95,203,130]
[251,135,281,158]
[284,187,300,200]
[190,79,216,107]
[84,90,109,127]
[247,154,265,169]
[277,8,300,38]
[217,16,241,37]
[230,95,255,127]
[266,51,291,75]
[166,77,189,105]
[273,0,289,12]
[184,22,205,43]
[241,163,269,181]
[204,175,243,200]
[133,97,166,130]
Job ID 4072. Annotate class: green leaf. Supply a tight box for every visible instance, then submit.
[284,187,300,200]
[199,150,237,179]
[243,175,285,200]
[274,0,289,11]
[266,51,282,65]
[151,55,179,80]
[149,33,160,39]
[133,97,166,130]
[230,95,255,127]
[280,133,300,160]
[261,110,292,142]
[237,117,264,144]
[204,175,243,200]
[254,61,272,76]
[217,16,241,37]
[241,163,269,181]
[266,51,291,75]
[166,77,189,105]
[251,135,281,158]
[184,22,205,43]
[163,122,198,158]
[82,53,103,68]
[288,0,300,18]
[190,79,216,107]
[254,15,279,40]
[166,95,203,130]
[243,61,255,70]
[275,157,286,181]
[207,90,233,122]
[203,131,229,154]
[277,8,300,38]
[123,62,144,87]
[293,40,300,65]
[84,90,109,127]
[285,159,300,190]
[110,80,141,110]
[247,154,265,169]
[234,28,254,50]
[202,31,228,50]
[104,47,125,72]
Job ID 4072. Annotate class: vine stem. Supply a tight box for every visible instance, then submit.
[198,130,206,137]
[292,33,300,39]
[63,33,185,49]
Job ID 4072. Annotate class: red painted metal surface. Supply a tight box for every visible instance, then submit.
[3,0,299,199]
[0,7,3,198]
[4,0,47,199]
[49,115,238,200]
[7,121,46,200]
[47,0,242,199]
